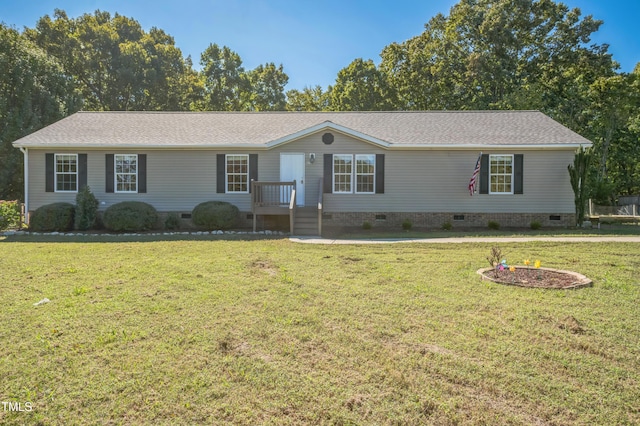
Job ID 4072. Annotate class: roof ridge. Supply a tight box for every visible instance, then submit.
[75,110,542,115]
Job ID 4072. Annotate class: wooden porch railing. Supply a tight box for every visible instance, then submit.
[251,180,296,233]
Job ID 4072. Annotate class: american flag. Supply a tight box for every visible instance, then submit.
[468,152,482,196]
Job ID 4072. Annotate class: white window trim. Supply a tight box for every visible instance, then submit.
[54,153,78,193]
[333,154,353,194]
[355,154,376,194]
[225,154,249,194]
[488,154,514,195]
[114,154,138,193]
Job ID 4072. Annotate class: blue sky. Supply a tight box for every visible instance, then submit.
[1,0,638,91]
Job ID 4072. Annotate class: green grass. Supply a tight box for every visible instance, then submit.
[340,222,640,239]
[1,237,639,425]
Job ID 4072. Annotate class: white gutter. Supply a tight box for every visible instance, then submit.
[19,147,28,224]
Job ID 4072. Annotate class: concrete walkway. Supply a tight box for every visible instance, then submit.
[290,236,640,244]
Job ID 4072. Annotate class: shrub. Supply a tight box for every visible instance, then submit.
[441,221,452,231]
[0,200,21,230]
[402,219,412,231]
[192,201,239,230]
[362,221,372,230]
[164,213,181,230]
[103,201,158,232]
[488,220,500,230]
[30,202,75,232]
[530,221,542,230]
[74,186,99,231]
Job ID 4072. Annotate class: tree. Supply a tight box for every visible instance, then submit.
[0,24,77,200]
[379,0,616,114]
[583,70,640,197]
[568,146,592,227]
[286,86,331,111]
[246,63,288,111]
[27,9,196,111]
[200,43,250,111]
[329,58,396,111]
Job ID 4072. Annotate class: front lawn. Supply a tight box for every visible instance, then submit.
[1,238,638,424]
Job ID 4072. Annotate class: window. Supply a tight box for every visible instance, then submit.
[115,154,138,193]
[332,154,376,194]
[356,154,375,194]
[226,154,249,193]
[489,154,513,194]
[55,154,78,192]
[324,153,384,195]
[333,154,352,193]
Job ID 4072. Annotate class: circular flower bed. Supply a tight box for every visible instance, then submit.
[477,266,592,289]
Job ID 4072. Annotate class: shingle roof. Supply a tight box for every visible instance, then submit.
[12,110,592,149]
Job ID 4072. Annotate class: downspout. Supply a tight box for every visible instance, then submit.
[19,147,28,225]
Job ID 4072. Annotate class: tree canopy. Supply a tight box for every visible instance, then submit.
[1,0,639,201]
[0,23,78,200]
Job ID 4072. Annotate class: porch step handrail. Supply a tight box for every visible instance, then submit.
[289,187,296,235]
[317,178,323,236]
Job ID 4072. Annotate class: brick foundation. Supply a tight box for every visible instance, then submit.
[322,212,574,230]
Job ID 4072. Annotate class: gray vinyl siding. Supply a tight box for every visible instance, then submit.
[26,131,575,214]
[271,132,575,214]
[29,149,254,212]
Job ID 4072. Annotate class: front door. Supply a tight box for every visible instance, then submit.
[280,153,305,206]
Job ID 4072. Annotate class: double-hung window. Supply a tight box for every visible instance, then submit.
[355,154,375,194]
[115,154,138,193]
[333,154,375,194]
[226,154,249,193]
[489,154,513,194]
[333,154,353,193]
[55,154,78,192]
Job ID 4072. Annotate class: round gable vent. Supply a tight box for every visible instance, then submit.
[322,132,334,144]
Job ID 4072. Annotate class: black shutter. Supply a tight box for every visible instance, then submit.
[375,154,385,194]
[138,154,147,193]
[105,154,114,193]
[78,154,88,190]
[45,153,55,192]
[217,154,225,193]
[249,154,258,193]
[323,154,333,193]
[479,154,489,194]
[514,154,523,194]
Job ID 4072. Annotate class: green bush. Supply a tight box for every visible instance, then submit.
[192,201,239,230]
[0,200,21,230]
[30,202,75,232]
[74,186,99,231]
[530,221,542,230]
[441,221,452,231]
[164,213,181,230]
[103,201,158,232]
[362,221,372,230]
[402,219,412,231]
[487,220,500,230]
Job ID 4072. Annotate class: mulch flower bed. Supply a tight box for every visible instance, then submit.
[477,266,592,289]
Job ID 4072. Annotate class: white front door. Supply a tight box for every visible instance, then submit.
[280,153,305,206]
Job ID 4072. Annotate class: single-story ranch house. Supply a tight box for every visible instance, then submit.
[12,111,591,234]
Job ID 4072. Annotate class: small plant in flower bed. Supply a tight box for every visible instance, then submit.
[482,248,588,289]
